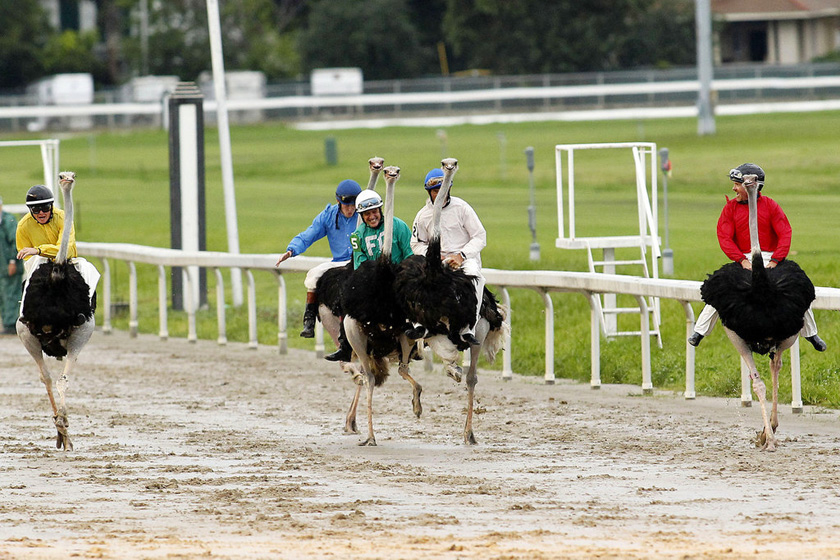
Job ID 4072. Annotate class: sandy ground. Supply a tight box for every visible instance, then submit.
[2,330,840,559]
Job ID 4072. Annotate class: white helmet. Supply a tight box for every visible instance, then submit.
[355,190,383,213]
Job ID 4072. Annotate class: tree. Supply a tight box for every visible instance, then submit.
[441,0,695,74]
[42,29,109,82]
[298,0,428,80]
[0,1,50,89]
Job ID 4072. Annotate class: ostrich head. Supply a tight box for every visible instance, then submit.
[441,158,458,175]
[366,157,385,191]
[369,157,384,174]
[58,171,76,193]
[383,165,400,183]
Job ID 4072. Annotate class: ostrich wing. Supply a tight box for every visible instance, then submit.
[20,262,94,358]
[314,262,353,317]
[701,259,815,346]
[341,258,404,330]
[394,252,478,341]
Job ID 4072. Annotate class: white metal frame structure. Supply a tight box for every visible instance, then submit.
[0,139,60,214]
[555,141,662,351]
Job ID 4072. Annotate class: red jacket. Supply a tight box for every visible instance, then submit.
[716,194,791,263]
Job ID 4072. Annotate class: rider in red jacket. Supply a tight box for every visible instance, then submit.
[688,163,826,352]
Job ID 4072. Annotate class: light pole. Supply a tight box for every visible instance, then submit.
[659,147,673,275]
[525,146,540,261]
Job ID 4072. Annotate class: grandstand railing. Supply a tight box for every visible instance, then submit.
[3,64,840,131]
[77,241,840,412]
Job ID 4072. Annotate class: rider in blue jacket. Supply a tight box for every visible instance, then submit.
[276,179,361,337]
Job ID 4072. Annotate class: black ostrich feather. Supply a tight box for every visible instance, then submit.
[314,261,353,318]
[341,256,406,335]
[394,237,479,343]
[20,261,95,358]
[701,254,814,354]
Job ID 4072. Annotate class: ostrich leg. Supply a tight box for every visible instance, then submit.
[344,317,377,446]
[724,329,776,451]
[463,344,481,445]
[16,322,70,448]
[769,349,784,433]
[396,334,423,418]
[344,384,361,434]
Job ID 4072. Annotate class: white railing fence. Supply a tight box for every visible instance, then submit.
[78,242,840,412]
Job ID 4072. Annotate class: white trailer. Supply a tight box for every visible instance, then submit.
[26,73,94,131]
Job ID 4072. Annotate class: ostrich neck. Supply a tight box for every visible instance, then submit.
[747,186,761,257]
[367,171,380,191]
[432,172,454,241]
[56,186,73,264]
[382,179,395,259]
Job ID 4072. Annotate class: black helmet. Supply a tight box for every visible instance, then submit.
[26,185,55,206]
[729,163,765,191]
[26,184,55,220]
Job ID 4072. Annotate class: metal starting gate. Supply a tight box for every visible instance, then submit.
[555,142,662,348]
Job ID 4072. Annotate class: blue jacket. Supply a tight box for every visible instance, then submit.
[286,204,357,262]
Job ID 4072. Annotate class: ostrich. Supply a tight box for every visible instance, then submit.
[394,158,507,444]
[340,165,420,446]
[311,156,410,434]
[17,171,96,451]
[700,173,815,451]
[313,156,384,351]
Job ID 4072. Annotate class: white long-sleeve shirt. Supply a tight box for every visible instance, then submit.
[410,196,486,267]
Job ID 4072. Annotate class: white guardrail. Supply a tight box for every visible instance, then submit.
[77,242,840,412]
[4,76,840,121]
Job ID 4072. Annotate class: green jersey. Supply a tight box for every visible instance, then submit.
[351,217,413,269]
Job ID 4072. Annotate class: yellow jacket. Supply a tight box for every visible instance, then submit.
[16,208,77,260]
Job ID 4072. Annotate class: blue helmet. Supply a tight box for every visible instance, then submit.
[335,179,362,204]
[424,168,445,191]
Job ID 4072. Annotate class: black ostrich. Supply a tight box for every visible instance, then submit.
[311,157,418,434]
[394,158,508,444]
[17,171,96,451]
[700,173,815,451]
[340,165,420,446]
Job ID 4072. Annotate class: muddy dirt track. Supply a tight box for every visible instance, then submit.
[2,330,840,559]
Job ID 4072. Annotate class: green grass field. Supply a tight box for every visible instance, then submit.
[2,111,839,406]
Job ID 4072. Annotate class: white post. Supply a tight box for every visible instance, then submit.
[790,338,803,413]
[681,301,696,399]
[589,293,601,389]
[500,287,513,381]
[541,290,555,384]
[206,0,244,307]
[741,358,752,407]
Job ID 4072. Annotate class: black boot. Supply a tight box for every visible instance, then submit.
[325,321,353,362]
[687,331,704,347]
[805,334,827,352]
[300,302,317,338]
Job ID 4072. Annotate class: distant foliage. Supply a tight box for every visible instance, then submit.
[298,0,429,79]
[0,1,50,88]
[5,0,697,89]
[442,0,696,74]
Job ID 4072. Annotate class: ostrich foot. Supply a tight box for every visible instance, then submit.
[53,415,73,451]
[412,386,423,418]
[358,437,377,446]
[755,428,777,451]
[465,430,477,445]
[343,419,358,434]
[445,363,462,383]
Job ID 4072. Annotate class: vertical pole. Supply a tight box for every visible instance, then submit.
[206,0,244,307]
[790,338,803,413]
[590,293,601,389]
[525,146,540,261]
[696,0,716,135]
[541,290,555,385]
[659,147,674,275]
[168,82,207,311]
